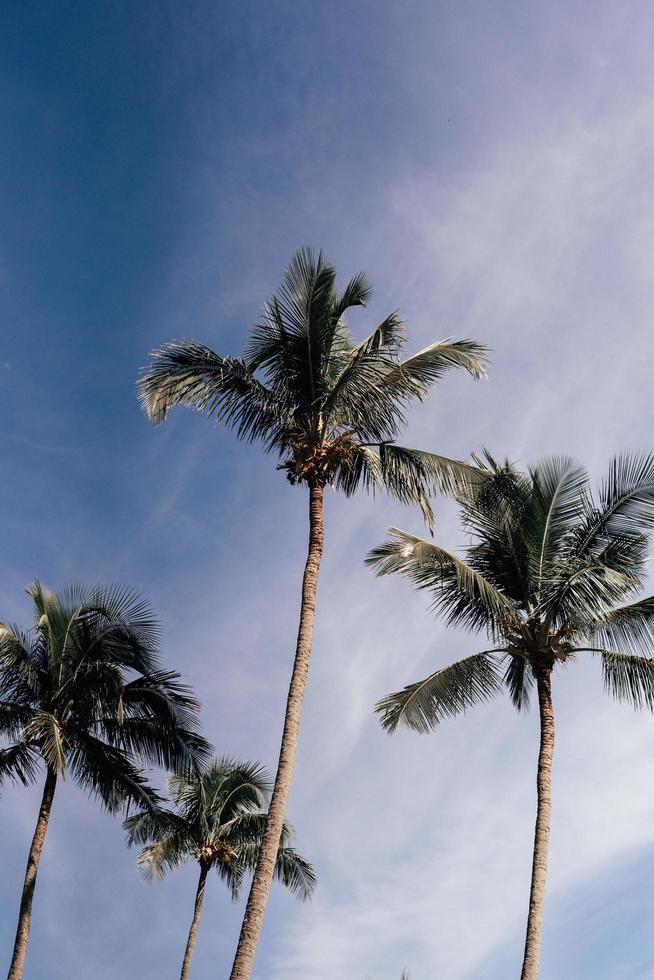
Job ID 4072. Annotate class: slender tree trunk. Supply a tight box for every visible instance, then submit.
[180,863,209,980]
[520,666,555,980]
[229,482,325,980]
[7,766,57,980]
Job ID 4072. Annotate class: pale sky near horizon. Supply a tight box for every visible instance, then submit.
[3,2,654,978]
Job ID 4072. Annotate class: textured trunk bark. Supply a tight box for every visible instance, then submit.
[7,766,57,980]
[520,667,555,980]
[229,482,325,980]
[179,864,209,980]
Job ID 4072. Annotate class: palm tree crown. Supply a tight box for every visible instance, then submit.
[369,452,654,730]
[138,246,489,529]
[124,758,316,899]
[0,581,210,807]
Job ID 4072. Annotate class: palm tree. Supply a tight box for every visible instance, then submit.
[138,245,488,978]
[368,453,654,980]
[0,581,211,980]
[124,758,316,980]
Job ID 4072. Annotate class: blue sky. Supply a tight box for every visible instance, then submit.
[2,1,654,977]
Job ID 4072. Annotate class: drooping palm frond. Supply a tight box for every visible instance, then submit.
[597,650,654,710]
[0,742,41,789]
[67,732,161,813]
[271,846,317,900]
[367,529,516,635]
[137,341,290,449]
[588,596,654,656]
[375,652,505,733]
[136,829,191,881]
[503,654,533,711]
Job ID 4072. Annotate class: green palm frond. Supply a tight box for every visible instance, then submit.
[137,341,289,448]
[538,555,639,629]
[123,806,189,847]
[0,624,45,703]
[381,444,488,500]
[589,596,654,656]
[68,732,160,813]
[206,758,271,822]
[0,742,41,789]
[233,836,316,900]
[367,528,516,635]
[22,711,66,774]
[382,339,489,399]
[527,456,589,588]
[598,650,654,710]
[574,452,654,556]
[334,270,373,316]
[503,655,533,711]
[376,652,505,733]
[0,701,35,739]
[137,830,190,881]
[272,846,316,900]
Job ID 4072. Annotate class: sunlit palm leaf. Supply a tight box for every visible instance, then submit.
[367,528,516,634]
[376,653,504,733]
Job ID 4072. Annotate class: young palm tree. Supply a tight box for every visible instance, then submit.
[0,581,211,980]
[138,245,488,978]
[124,757,316,980]
[368,453,654,980]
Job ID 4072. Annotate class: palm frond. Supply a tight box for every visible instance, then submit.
[503,655,533,711]
[0,624,43,703]
[527,456,589,588]
[598,650,654,710]
[575,452,654,555]
[381,338,489,399]
[376,652,504,733]
[334,270,373,317]
[137,830,190,881]
[0,700,35,739]
[587,596,654,656]
[67,732,160,813]
[272,846,317,900]
[0,742,41,789]
[123,806,190,847]
[367,528,516,635]
[22,711,66,773]
[138,341,289,449]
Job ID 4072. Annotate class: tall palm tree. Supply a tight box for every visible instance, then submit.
[138,245,488,978]
[368,453,654,980]
[124,758,316,980]
[0,581,211,980]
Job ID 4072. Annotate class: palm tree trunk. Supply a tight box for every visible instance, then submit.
[7,766,57,980]
[520,666,555,980]
[229,482,325,980]
[180,863,209,980]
